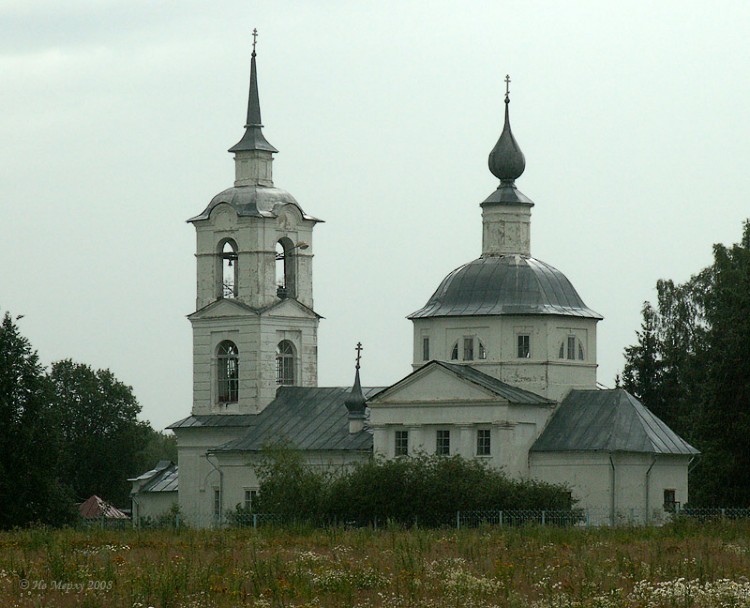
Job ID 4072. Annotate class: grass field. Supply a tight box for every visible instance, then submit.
[1,520,749,607]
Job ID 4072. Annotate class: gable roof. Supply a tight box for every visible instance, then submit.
[531,389,699,455]
[129,461,178,493]
[369,360,554,406]
[78,495,128,519]
[217,386,384,453]
[188,295,322,321]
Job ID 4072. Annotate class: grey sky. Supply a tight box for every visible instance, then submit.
[2,1,748,431]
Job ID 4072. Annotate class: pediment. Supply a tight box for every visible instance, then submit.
[260,298,321,320]
[370,363,505,406]
[188,298,258,320]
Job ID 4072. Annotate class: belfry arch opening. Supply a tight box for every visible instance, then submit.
[275,237,306,299]
[218,239,238,299]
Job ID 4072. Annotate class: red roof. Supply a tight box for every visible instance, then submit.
[78,495,128,519]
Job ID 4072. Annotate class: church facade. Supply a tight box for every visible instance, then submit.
[145,43,698,527]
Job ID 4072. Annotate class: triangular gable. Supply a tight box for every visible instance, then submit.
[259,298,322,320]
[369,361,509,405]
[188,298,258,320]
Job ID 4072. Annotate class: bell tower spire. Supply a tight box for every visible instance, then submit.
[229,29,278,187]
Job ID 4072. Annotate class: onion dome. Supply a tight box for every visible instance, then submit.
[345,343,366,418]
[488,77,525,182]
[408,256,602,320]
[483,76,532,206]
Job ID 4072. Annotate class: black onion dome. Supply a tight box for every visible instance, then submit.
[488,99,525,182]
[408,256,602,319]
[344,367,366,416]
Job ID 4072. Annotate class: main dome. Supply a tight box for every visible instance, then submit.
[408,255,602,319]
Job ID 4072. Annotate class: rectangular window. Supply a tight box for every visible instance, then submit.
[213,489,221,518]
[663,489,677,513]
[478,340,487,359]
[422,337,430,361]
[395,430,409,456]
[567,336,576,360]
[436,430,450,455]
[244,489,257,511]
[463,337,474,361]
[517,334,530,358]
[477,429,491,456]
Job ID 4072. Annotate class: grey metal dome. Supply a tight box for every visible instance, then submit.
[408,255,602,319]
[188,186,321,223]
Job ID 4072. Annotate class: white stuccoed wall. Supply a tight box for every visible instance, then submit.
[412,315,598,401]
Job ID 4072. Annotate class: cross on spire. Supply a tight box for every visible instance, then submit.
[355,342,363,370]
[252,28,258,56]
[505,74,511,102]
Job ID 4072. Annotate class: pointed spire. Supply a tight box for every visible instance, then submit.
[345,342,367,419]
[488,75,525,183]
[229,28,278,154]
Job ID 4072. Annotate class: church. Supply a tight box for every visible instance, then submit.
[131,39,698,527]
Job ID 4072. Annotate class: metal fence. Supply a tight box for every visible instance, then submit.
[131,505,750,530]
[133,507,750,529]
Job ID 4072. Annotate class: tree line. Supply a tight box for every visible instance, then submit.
[620,220,750,506]
[0,311,175,528]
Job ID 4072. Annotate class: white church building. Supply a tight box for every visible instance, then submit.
[134,42,698,527]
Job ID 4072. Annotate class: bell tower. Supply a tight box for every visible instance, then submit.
[187,32,321,415]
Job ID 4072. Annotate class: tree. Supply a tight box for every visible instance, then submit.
[135,429,178,473]
[698,221,750,504]
[48,359,151,507]
[620,220,750,505]
[0,312,76,528]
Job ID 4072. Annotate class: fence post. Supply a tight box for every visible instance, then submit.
[586,509,590,527]
[721,508,726,519]
[499,511,503,526]
[541,511,546,526]
[456,511,460,529]
[252,513,257,529]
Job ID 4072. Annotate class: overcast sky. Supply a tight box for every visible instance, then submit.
[2,1,749,431]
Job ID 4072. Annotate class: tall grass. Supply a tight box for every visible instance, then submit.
[0,521,749,607]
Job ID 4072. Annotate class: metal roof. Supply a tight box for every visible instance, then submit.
[128,460,173,482]
[217,386,384,453]
[409,255,602,320]
[187,185,321,224]
[144,467,178,493]
[531,389,699,455]
[167,414,258,430]
[78,495,128,519]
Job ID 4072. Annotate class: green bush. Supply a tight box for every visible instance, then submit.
[255,447,572,526]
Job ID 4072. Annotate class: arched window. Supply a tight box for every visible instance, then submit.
[275,237,298,299]
[217,341,239,403]
[218,239,238,299]
[450,337,486,361]
[559,336,585,361]
[276,340,295,385]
